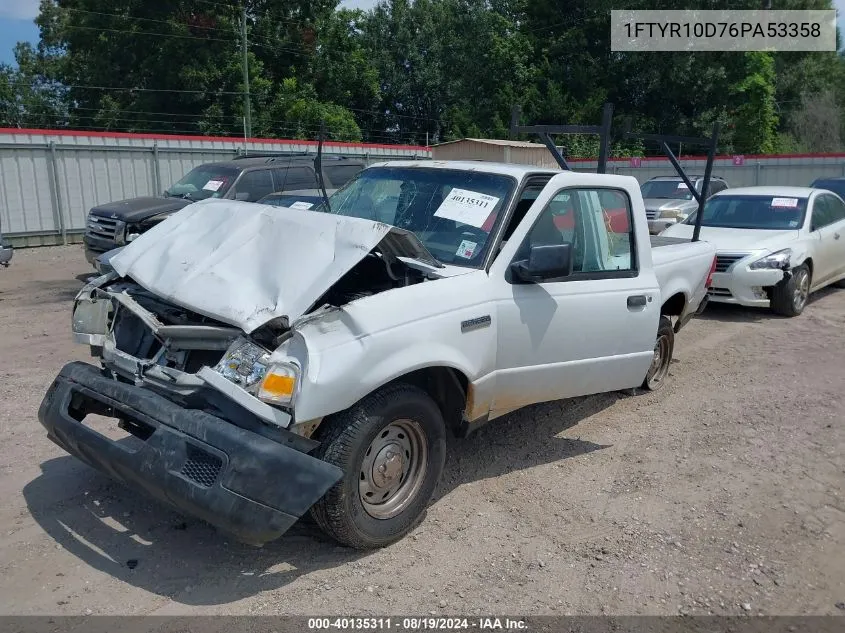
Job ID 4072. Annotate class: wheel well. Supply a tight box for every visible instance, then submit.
[387,367,468,437]
[802,257,813,278]
[661,292,686,317]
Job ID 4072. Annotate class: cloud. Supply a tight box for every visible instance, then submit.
[0,0,40,20]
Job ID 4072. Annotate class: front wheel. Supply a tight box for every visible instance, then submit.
[642,315,674,391]
[770,263,810,317]
[309,383,447,549]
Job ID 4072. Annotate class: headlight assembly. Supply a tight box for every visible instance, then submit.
[749,248,791,270]
[213,337,301,407]
[659,208,688,220]
[213,338,271,391]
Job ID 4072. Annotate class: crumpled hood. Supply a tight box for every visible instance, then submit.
[109,199,434,333]
[661,223,800,252]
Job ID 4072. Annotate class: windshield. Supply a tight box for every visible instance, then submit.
[319,166,516,266]
[684,195,807,230]
[640,180,697,201]
[812,180,845,200]
[165,166,239,201]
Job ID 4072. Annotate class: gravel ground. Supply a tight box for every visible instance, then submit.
[0,245,843,617]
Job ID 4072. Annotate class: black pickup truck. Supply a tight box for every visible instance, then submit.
[83,155,364,266]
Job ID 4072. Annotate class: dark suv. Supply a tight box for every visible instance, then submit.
[83,155,364,266]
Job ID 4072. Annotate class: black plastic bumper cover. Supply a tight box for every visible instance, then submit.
[38,361,343,545]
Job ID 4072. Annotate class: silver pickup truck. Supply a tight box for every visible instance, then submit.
[38,160,716,549]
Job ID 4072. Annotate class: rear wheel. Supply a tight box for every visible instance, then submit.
[771,264,810,317]
[309,383,447,549]
[642,316,674,391]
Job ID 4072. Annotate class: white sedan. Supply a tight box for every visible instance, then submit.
[660,186,845,317]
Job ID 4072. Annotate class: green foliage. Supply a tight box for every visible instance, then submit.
[2,0,844,154]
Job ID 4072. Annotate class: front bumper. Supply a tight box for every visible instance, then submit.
[0,241,12,267]
[707,268,785,307]
[83,234,115,266]
[38,361,343,545]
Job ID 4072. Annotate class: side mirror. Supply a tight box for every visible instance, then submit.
[234,192,251,201]
[511,243,574,283]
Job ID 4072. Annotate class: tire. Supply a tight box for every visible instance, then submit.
[833,277,845,289]
[770,263,811,317]
[309,382,447,549]
[642,315,674,391]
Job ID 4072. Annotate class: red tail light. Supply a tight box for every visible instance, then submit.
[705,255,717,288]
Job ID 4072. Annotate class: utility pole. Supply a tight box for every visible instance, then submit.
[240,4,252,140]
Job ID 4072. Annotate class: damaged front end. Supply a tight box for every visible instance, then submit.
[38,273,344,545]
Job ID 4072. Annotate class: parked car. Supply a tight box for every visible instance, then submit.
[641,175,729,235]
[810,176,845,199]
[82,155,365,267]
[660,186,845,317]
[0,216,12,267]
[257,189,337,209]
[39,160,716,550]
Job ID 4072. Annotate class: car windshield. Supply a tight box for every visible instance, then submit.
[684,195,807,230]
[812,180,845,199]
[165,166,239,201]
[640,180,697,201]
[318,166,516,266]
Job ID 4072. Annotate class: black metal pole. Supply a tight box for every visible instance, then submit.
[596,102,614,174]
[692,122,720,243]
[539,132,570,170]
[510,106,521,141]
[661,141,701,203]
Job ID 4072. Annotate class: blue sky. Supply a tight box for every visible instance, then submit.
[1,0,843,65]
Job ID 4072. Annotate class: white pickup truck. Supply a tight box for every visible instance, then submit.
[38,161,716,549]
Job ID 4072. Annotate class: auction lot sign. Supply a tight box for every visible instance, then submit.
[610,10,837,52]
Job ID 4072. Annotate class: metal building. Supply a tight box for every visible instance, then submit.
[431,138,563,168]
[0,128,431,247]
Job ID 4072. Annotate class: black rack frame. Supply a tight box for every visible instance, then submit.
[509,103,720,243]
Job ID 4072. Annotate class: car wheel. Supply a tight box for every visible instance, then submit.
[642,316,674,391]
[771,263,810,317]
[309,382,447,549]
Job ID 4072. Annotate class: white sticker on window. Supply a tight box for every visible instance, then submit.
[434,189,500,228]
[289,201,313,210]
[203,180,224,192]
[456,240,477,259]
[771,197,799,208]
[677,182,689,189]
[788,220,799,227]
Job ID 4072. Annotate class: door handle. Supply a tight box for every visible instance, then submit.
[627,295,647,309]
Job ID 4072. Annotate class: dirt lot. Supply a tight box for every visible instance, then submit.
[0,245,843,617]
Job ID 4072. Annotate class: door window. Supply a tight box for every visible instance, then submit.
[232,170,275,202]
[514,188,637,277]
[811,195,840,231]
[273,167,318,191]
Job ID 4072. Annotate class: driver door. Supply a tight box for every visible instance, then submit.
[487,174,660,417]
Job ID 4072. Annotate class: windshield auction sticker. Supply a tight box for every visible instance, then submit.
[611,10,836,52]
[203,180,225,192]
[434,189,501,228]
[771,197,799,208]
[290,201,314,210]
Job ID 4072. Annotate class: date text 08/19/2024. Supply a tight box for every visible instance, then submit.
[307,618,529,630]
